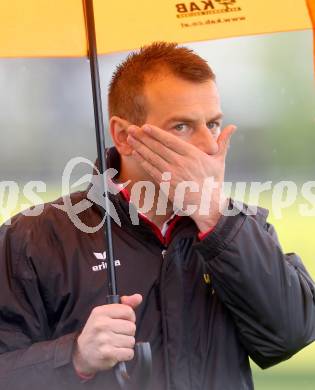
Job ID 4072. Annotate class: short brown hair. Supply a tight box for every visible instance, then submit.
[108,42,215,125]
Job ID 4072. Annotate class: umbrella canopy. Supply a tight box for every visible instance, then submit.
[0,0,314,58]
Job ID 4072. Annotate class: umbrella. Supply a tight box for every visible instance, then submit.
[0,0,314,387]
[0,0,314,59]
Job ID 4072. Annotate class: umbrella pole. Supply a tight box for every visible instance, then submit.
[83,0,117,298]
[82,1,152,389]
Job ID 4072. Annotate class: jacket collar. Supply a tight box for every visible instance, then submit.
[87,147,194,247]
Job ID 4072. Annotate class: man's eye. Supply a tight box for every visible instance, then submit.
[174,123,189,132]
[207,122,219,130]
[207,122,221,134]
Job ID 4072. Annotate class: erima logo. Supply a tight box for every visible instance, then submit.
[94,251,107,260]
[92,252,121,272]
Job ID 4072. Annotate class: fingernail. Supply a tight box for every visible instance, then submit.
[143,125,152,133]
[128,126,137,135]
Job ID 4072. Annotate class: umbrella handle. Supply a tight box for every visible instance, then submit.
[106,295,152,390]
[115,342,152,390]
[115,361,129,389]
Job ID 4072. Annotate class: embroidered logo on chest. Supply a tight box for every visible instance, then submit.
[92,251,121,272]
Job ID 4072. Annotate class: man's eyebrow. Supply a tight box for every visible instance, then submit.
[164,113,224,124]
[207,113,224,122]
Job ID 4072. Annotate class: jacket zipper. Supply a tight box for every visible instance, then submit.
[160,247,171,390]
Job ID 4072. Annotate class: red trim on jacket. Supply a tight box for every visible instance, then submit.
[117,184,181,246]
[116,183,214,244]
[198,227,215,241]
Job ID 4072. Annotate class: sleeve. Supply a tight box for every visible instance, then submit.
[193,201,315,369]
[0,217,91,389]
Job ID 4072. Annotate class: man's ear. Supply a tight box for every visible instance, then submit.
[109,116,133,156]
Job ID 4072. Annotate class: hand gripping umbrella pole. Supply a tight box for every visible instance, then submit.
[83,1,152,388]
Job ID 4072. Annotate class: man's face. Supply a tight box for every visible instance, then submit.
[143,72,223,155]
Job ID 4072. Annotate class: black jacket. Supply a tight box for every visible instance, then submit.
[0,148,315,390]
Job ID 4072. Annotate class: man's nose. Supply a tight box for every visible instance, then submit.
[194,125,219,155]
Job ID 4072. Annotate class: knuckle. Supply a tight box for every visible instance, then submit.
[91,306,101,317]
[100,332,111,346]
[140,160,149,170]
[125,349,135,361]
[128,349,135,360]
[91,305,111,319]
[146,152,155,164]
[164,138,172,149]
[152,139,160,150]
[165,141,171,150]
[93,319,104,332]
[95,317,111,333]
[102,317,113,332]
[148,154,157,165]
[163,164,171,173]
[129,322,136,335]
[130,336,136,347]
[100,345,112,360]
[111,303,121,312]
[173,156,183,168]
[124,305,134,318]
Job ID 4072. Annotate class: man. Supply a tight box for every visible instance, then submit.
[0,42,314,390]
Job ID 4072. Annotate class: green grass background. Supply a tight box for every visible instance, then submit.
[1,190,314,388]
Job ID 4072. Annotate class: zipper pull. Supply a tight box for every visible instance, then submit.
[161,249,167,259]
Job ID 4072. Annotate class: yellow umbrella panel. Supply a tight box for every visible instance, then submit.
[0,0,313,57]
